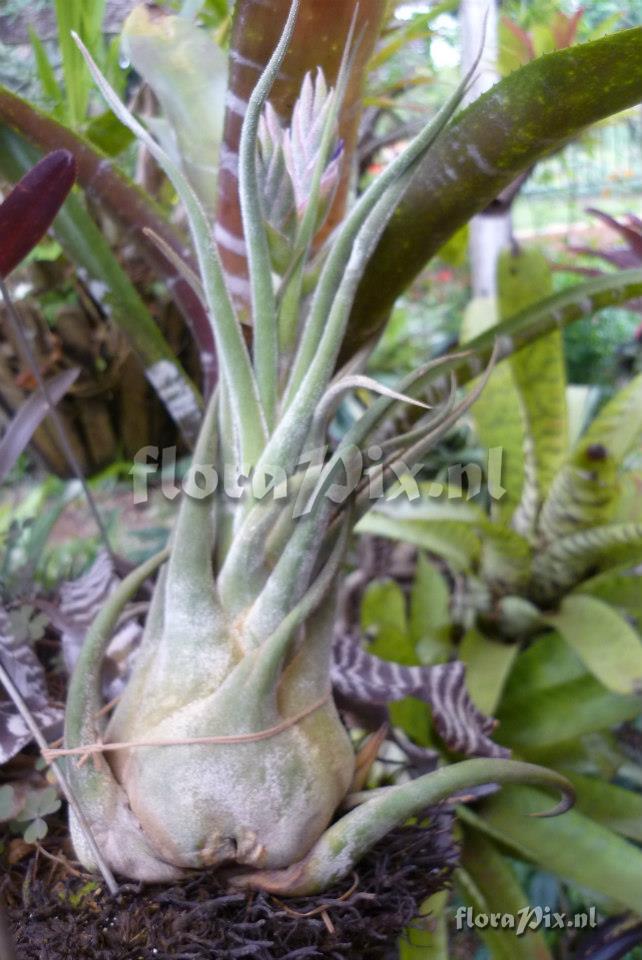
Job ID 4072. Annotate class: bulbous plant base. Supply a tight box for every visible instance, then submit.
[6,815,457,960]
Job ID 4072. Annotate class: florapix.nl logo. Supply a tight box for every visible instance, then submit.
[455,906,598,937]
[130,444,507,515]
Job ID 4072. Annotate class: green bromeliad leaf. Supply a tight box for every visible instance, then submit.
[537,372,642,545]
[499,248,568,520]
[545,594,642,695]
[460,296,525,524]
[532,521,642,599]
[537,439,620,545]
[560,771,642,844]
[461,785,642,914]
[612,470,642,523]
[500,632,586,708]
[409,553,452,664]
[577,567,642,630]
[458,827,553,960]
[566,384,595,447]
[459,628,518,715]
[478,523,532,594]
[361,579,432,745]
[497,675,641,754]
[580,372,642,464]
[357,511,481,573]
[497,632,640,753]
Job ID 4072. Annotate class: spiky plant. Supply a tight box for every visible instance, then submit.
[58,4,573,895]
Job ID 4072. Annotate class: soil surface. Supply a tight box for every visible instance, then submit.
[4,812,457,960]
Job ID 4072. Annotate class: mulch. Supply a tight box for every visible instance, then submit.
[4,810,457,960]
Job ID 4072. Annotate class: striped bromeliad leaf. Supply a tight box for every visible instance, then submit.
[580,371,642,462]
[531,521,642,600]
[332,632,508,759]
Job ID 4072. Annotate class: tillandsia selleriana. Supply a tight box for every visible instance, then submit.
[57,3,574,894]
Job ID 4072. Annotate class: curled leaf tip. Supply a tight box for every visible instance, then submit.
[528,781,576,818]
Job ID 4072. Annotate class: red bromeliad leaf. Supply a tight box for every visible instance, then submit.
[586,207,642,260]
[501,16,536,62]
[562,208,642,315]
[552,9,585,50]
[0,149,76,278]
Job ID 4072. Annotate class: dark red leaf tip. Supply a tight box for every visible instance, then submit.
[0,149,77,279]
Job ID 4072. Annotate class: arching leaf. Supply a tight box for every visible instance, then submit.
[532,522,642,599]
[349,27,642,353]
